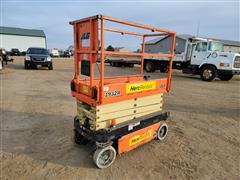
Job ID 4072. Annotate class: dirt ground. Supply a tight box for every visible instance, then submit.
[1,57,239,180]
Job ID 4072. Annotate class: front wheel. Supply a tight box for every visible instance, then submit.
[24,62,29,69]
[218,74,233,81]
[48,63,53,70]
[200,66,217,81]
[93,146,116,169]
[157,123,168,141]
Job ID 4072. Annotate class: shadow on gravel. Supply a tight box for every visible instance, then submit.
[165,102,239,120]
[6,62,50,71]
[7,63,25,70]
[171,73,202,81]
[1,110,96,169]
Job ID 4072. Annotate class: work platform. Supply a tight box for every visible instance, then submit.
[70,15,176,168]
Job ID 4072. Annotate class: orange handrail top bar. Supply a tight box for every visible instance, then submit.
[70,15,176,106]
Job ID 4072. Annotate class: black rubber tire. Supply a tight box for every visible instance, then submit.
[128,64,134,68]
[159,65,169,73]
[145,61,155,72]
[115,62,121,67]
[74,129,88,145]
[200,65,217,81]
[48,63,53,70]
[218,74,233,81]
[70,80,76,92]
[24,62,29,69]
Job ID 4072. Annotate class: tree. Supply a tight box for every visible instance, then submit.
[106,45,114,51]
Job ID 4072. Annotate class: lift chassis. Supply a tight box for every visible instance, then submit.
[70,15,176,168]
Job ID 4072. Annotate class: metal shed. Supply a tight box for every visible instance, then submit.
[0,26,46,52]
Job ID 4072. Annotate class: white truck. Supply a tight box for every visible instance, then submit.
[144,38,240,81]
[50,48,60,57]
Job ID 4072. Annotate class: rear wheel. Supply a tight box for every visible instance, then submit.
[93,146,116,169]
[74,129,88,145]
[200,66,217,81]
[218,74,233,81]
[159,65,169,73]
[145,61,155,72]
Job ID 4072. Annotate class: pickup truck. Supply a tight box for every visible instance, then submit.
[25,47,53,70]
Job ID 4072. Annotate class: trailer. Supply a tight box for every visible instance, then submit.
[69,15,176,168]
[106,55,141,67]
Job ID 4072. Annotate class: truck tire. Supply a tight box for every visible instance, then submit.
[145,61,155,72]
[48,63,53,70]
[128,63,134,68]
[115,62,121,67]
[218,74,233,81]
[159,65,169,73]
[200,65,217,81]
[24,62,29,69]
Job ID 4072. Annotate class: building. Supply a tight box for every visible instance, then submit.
[218,39,240,53]
[0,26,46,52]
[145,34,240,54]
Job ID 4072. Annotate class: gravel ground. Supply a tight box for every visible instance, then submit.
[1,57,239,180]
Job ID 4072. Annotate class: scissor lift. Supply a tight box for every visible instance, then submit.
[70,15,176,168]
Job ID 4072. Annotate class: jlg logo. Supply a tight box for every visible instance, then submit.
[81,32,90,47]
[81,32,90,39]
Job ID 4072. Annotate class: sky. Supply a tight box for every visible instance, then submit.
[1,0,239,50]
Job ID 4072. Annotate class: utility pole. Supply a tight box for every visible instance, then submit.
[196,21,200,37]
